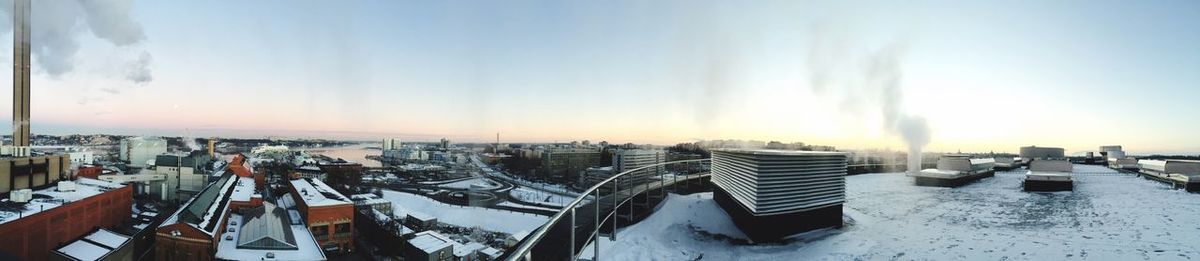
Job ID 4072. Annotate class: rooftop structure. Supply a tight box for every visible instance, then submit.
[710,149,848,241]
[51,229,133,261]
[1137,159,1200,191]
[1019,146,1066,161]
[405,231,455,261]
[1024,159,1074,192]
[214,203,326,261]
[912,155,996,187]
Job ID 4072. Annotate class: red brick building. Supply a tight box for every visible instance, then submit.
[75,164,102,180]
[289,178,355,254]
[155,158,263,261]
[0,178,132,261]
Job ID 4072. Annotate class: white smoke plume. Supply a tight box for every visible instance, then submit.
[0,0,152,86]
[807,24,932,173]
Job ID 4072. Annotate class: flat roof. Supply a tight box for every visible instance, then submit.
[409,231,455,254]
[1,178,125,225]
[54,229,130,261]
[290,178,351,207]
[712,148,847,156]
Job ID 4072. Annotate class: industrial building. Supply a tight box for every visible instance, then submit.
[710,149,847,242]
[119,137,167,168]
[0,178,132,260]
[288,178,355,254]
[540,149,600,181]
[0,155,72,194]
[911,155,996,187]
[1137,159,1200,192]
[1024,159,1074,191]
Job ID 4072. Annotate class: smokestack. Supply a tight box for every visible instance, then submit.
[12,0,30,157]
[208,138,216,157]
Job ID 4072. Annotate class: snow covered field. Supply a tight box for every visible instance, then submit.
[379,190,547,235]
[587,165,1200,260]
[437,177,502,190]
[509,186,589,207]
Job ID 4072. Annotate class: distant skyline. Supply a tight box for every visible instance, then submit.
[0,0,1198,154]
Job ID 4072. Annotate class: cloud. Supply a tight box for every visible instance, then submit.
[0,0,152,86]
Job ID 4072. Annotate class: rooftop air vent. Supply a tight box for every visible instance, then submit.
[56,181,77,192]
[225,235,233,241]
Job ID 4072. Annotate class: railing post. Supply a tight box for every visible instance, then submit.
[570,207,576,260]
[594,189,600,261]
[612,180,617,241]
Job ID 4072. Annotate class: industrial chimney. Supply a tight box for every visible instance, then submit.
[11,0,30,157]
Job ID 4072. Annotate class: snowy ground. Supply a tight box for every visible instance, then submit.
[509,186,589,207]
[584,165,1200,260]
[379,190,547,235]
[437,177,503,190]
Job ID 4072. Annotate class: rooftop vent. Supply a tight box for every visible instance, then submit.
[225,235,233,241]
[56,181,77,192]
[265,252,275,259]
[227,227,235,233]
[9,189,32,203]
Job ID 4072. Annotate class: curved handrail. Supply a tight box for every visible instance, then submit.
[506,158,710,260]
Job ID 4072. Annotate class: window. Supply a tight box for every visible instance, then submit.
[335,222,351,236]
[311,225,329,239]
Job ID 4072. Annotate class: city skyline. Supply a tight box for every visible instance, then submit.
[0,0,1198,154]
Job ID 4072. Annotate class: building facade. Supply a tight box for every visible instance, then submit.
[120,137,167,168]
[541,149,600,181]
[289,178,355,254]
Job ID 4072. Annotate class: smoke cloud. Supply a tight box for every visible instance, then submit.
[0,0,152,86]
[807,24,932,173]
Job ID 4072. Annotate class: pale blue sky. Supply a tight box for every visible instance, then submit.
[6,0,1200,153]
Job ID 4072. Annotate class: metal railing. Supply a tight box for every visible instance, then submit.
[506,159,711,261]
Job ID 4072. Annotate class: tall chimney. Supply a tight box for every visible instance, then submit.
[12,0,30,156]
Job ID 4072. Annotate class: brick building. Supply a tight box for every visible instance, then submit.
[0,178,132,260]
[289,178,355,254]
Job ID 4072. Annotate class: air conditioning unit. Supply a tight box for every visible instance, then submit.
[10,189,33,203]
[57,181,77,192]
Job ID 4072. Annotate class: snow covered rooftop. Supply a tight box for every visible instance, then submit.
[409,231,455,254]
[160,173,241,235]
[587,165,1200,260]
[53,229,130,261]
[215,210,325,260]
[0,178,125,225]
[290,178,351,207]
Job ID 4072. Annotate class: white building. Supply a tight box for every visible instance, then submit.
[612,149,665,186]
[120,137,167,168]
[382,138,402,150]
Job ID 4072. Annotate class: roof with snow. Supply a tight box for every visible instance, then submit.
[52,229,131,261]
[409,231,455,254]
[215,206,326,260]
[290,178,351,207]
[160,172,242,236]
[0,178,125,225]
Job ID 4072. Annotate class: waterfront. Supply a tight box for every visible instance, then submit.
[304,143,382,167]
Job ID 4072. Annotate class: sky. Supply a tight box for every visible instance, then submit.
[0,0,1197,154]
